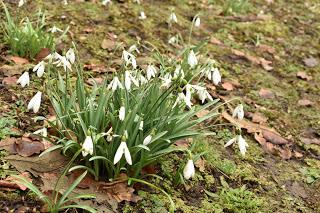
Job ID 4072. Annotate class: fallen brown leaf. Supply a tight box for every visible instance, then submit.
[251,112,268,124]
[209,37,223,46]
[195,158,206,172]
[231,49,273,71]
[196,109,210,118]
[83,64,107,73]
[14,136,45,157]
[0,64,27,77]
[8,56,29,65]
[298,99,313,107]
[262,130,290,145]
[35,48,51,63]
[303,57,318,68]
[256,44,275,55]
[0,172,31,191]
[5,150,68,177]
[2,76,18,85]
[296,71,312,81]
[259,88,275,99]
[221,82,234,91]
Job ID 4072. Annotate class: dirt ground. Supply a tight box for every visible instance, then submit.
[0,0,319,212]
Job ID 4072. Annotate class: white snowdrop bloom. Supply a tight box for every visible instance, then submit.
[124,71,139,90]
[192,85,213,103]
[188,50,198,68]
[183,159,195,180]
[194,17,201,27]
[169,12,178,23]
[63,0,68,5]
[232,104,244,120]
[17,72,30,88]
[18,0,25,7]
[146,65,157,80]
[173,93,192,109]
[185,84,193,103]
[122,50,137,68]
[138,74,148,85]
[212,68,221,85]
[27,91,42,113]
[54,53,72,72]
[107,76,123,91]
[128,45,140,54]
[114,141,132,165]
[139,121,144,131]
[33,127,48,137]
[119,106,125,121]
[66,48,75,64]
[224,135,248,156]
[82,136,94,157]
[143,135,152,146]
[238,135,248,156]
[33,61,45,77]
[160,74,172,89]
[139,11,147,20]
[48,26,63,33]
[174,65,184,78]
[168,36,177,45]
[102,0,111,5]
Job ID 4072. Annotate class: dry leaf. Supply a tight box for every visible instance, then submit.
[8,56,29,65]
[303,57,318,68]
[2,76,18,85]
[83,64,107,73]
[101,38,116,50]
[209,37,223,46]
[14,136,45,157]
[35,48,51,63]
[0,172,31,191]
[231,49,273,71]
[195,158,206,172]
[256,44,275,55]
[0,64,27,77]
[251,112,268,124]
[296,71,312,81]
[221,82,234,91]
[298,99,313,107]
[5,150,68,177]
[259,88,275,99]
[196,109,210,118]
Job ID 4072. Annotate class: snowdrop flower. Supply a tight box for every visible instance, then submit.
[173,93,192,109]
[82,136,94,157]
[54,53,72,72]
[128,45,140,54]
[194,17,201,27]
[146,65,157,80]
[17,72,30,87]
[183,159,195,180]
[122,50,137,69]
[48,26,63,33]
[174,65,185,78]
[28,91,42,113]
[138,74,148,85]
[108,76,123,91]
[18,0,25,7]
[33,127,48,137]
[66,48,75,64]
[63,0,68,5]
[33,61,45,77]
[224,135,248,156]
[102,0,111,5]
[124,71,139,90]
[119,106,125,121]
[232,104,244,120]
[188,50,198,68]
[169,12,178,23]
[212,68,221,85]
[160,74,172,89]
[168,36,177,45]
[114,141,132,165]
[192,85,213,103]
[143,135,152,146]
[139,11,147,20]
[139,121,144,130]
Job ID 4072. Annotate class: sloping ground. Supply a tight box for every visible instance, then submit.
[0,0,319,212]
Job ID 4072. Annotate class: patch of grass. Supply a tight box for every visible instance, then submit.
[300,167,320,184]
[223,0,253,16]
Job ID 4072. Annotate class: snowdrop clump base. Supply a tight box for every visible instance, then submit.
[22,44,246,182]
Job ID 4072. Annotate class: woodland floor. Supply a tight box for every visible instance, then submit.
[0,0,319,212]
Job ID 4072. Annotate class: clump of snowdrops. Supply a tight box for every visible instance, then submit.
[1,2,67,59]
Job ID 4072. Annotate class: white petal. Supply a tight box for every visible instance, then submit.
[17,72,30,87]
[37,64,45,77]
[124,143,132,165]
[143,135,152,146]
[113,142,125,165]
[82,136,94,157]
[183,159,195,180]
[212,68,221,85]
[224,137,236,147]
[195,17,201,27]
[28,91,42,113]
[238,135,248,156]
[119,106,125,121]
